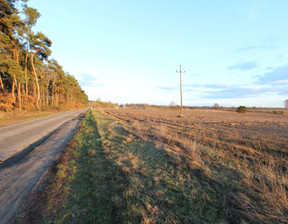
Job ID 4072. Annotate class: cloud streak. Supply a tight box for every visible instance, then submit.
[236,43,276,53]
[77,73,104,87]
[57,9,75,20]
[247,1,266,19]
[157,86,178,91]
[228,61,258,71]
[203,86,267,99]
[256,64,288,85]
[158,62,288,100]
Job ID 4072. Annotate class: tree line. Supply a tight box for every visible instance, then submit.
[0,0,88,111]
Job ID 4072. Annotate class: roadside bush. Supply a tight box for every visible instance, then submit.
[236,106,247,113]
[0,92,14,112]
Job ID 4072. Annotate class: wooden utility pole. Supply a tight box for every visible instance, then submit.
[176,65,185,117]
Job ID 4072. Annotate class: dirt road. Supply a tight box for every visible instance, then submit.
[0,109,87,223]
[0,109,87,166]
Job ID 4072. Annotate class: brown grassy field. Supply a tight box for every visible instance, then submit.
[105,108,288,157]
[21,108,287,223]
[102,107,288,223]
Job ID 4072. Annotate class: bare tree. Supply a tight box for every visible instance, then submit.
[214,103,220,109]
[169,101,178,107]
[284,99,288,109]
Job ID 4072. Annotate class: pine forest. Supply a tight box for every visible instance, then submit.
[0,0,88,112]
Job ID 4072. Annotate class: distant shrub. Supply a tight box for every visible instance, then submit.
[273,110,286,115]
[236,106,247,113]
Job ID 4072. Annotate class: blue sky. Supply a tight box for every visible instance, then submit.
[28,0,288,107]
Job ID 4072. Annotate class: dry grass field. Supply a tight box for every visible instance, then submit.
[103,108,288,223]
[105,108,288,157]
[22,108,287,223]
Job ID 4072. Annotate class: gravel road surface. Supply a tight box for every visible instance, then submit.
[0,109,88,223]
[0,109,87,165]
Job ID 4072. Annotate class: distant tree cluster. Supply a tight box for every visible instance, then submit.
[0,0,88,111]
[125,103,149,109]
[236,106,247,113]
[89,99,118,108]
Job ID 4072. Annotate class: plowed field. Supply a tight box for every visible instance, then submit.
[104,108,288,160]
